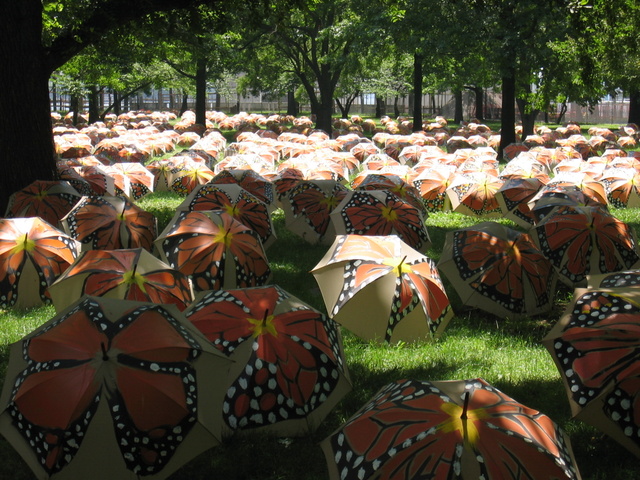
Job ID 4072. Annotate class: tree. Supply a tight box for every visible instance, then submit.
[0,0,218,212]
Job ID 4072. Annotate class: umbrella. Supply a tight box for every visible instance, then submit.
[412,165,456,213]
[0,217,80,309]
[353,173,426,215]
[0,296,232,479]
[330,190,431,254]
[530,204,640,287]
[438,222,557,319]
[108,163,155,200]
[169,159,215,195]
[543,288,640,457]
[495,177,545,228]
[48,248,194,313]
[321,377,581,480]
[184,285,351,437]
[209,169,276,211]
[600,167,640,208]
[177,183,276,249]
[311,235,452,344]
[280,179,349,245]
[528,184,607,223]
[62,195,157,252]
[446,172,504,218]
[155,210,271,292]
[5,180,82,228]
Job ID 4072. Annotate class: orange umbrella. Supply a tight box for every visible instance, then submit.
[5,180,82,228]
[446,172,503,218]
[155,210,271,292]
[322,378,581,480]
[0,217,80,309]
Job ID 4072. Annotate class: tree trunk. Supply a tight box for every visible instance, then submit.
[113,90,121,115]
[180,91,189,116]
[0,0,56,213]
[516,97,539,138]
[473,86,484,121]
[628,87,640,126]
[88,85,100,124]
[453,88,463,124]
[375,96,385,118]
[412,52,423,132]
[394,96,400,118]
[195,56,207,126]
[287,90,299,116]
[499,72,517,159]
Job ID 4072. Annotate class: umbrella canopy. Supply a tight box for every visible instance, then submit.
[0,217,81,309]
[312,235,452,344]
[412,165,456,213]
[495,177,545,228]
[184,285,351,438]
[0,296,232,479]
[353,173,426,215]
[530,204,640,287]
[438,222,557,319]
[5,180,82,228]
[543,288,640,457]
[177,183,276,249]
[48,248,194,313]
[108,163,155,200]
[280,179,349,245]
[446,172,504,218]
[600,167,640,208]
[62,195,157,252]
[155,210,271,292]
[209,169,276,211]
[321,377,581,480]
[330,190,431,254]
[169,159,215,195]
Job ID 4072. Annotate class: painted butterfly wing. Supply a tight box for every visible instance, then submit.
[552,291,640,408]
[591,208,640,273]
[160,211,228,291]
[220,214,271,288]
[123,270,193,309]
[404,260,452,336]
[187,185,234,212]
[230,190,273,246]
[171,165,214,195]
[288,182,347,236]
[5,181,80,226]
[0,221,30,307]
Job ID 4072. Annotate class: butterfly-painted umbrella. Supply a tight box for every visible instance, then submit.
[4,180,82,228]
[412,165,456,213]
[530,204,640,288]
[209,169,276,212]
[62,195,157,252]
[311,235,452,344]
[528,184,608,223]
[544,171,608,206]
[169,158,215,196]
[155,209,271,293]
[600,167,640,208]
[177,183,276,249]
[330,190,431,254]
[446,172,504,218]
[437,222,557,319]
[495,177,546,228]
[72,165,117,196]
[184,284,351,438]
[48,248,194,313]
[353,172,427,216]
[321,378,581,480]
[0,217,80,309]
[108,162,155,200]
[542,288,640,457]
[280,179,349,245]
[0,296,231,479]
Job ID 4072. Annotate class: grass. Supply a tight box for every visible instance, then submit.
[0,190,639,479]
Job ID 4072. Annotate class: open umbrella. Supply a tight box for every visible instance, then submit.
[543,288,640,457]
[354,173,426,215]
[48,248,194,313]
[412,165,456,213]
[446,172,503,218]
[495,177,545,228]
[108,162,155,200]
[155,210,271,292]
[312,235,452,344]
[321,377,581,480]
[177,183,276,249]
[209,169,276,211]
[530,204,640,287]
[330,190,431,254]
[438,222,557,319]
[0,296,232,479]
[280,179,349,245]
[5,180,82,228]
[0,217,81,309]
[184,285,351,437]
[62,195,157,252]
[169,158,215,195]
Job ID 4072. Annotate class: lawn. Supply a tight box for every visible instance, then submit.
[0,188,638,479]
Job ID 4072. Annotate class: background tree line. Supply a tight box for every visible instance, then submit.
[1,0,638,212]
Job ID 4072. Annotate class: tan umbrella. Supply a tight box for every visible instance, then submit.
[312,235,452,344]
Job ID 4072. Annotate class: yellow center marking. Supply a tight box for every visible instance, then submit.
[247,314,278,338]
[438,402,488,446]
